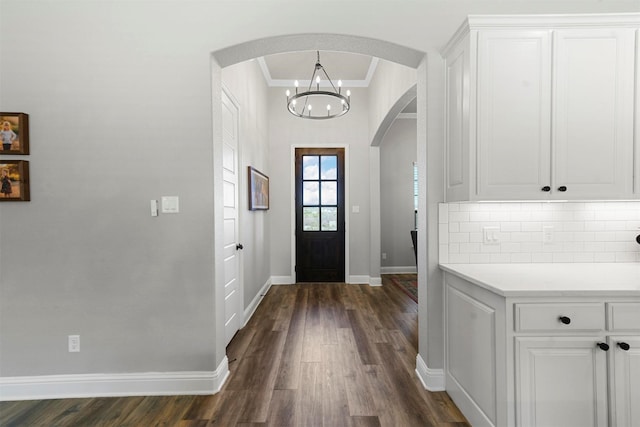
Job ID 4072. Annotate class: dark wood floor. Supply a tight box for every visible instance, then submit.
[0,278,468,426]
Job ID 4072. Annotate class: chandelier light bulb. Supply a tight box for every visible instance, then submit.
[307,105,312,111]
[316,76,321,84]
[327,104,331,110]
[338,80,342,87]
[346,90,351,97]
[294,80,299,87]
[286,89,290,97]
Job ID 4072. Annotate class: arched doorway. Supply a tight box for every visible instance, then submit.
[210,34,441,391]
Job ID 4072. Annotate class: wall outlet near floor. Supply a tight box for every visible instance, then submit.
[382,252,387,260]
[543,226,554,244]
[68,335,80,352]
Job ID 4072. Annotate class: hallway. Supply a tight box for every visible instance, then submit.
[0,281,468,426]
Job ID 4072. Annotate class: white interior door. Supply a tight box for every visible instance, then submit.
[222,89,242,346]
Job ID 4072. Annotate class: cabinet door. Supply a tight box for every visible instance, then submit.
[445,36,471,202]
[609,336,640,427]
[516,337,608,427]
[553,29,635,199]
[635,30,640,197]
[477,31,552,200]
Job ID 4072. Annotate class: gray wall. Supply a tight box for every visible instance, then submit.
[222,60,271,309]
[380,118,417,270]
[1,0,635,383]
[268,87,371,281]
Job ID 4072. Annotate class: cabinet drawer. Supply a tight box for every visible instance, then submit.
[607,303,640,332]
[514,303,605,332]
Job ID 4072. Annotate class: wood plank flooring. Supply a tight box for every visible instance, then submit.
[0,278,469,426]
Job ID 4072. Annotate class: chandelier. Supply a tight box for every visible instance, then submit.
[285,51,351,120]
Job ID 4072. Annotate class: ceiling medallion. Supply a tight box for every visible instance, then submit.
[285,51,351,120]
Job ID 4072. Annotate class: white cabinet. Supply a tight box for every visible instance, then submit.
[443,15,638,201]
[515,337,609,427]
[635,30,640,197]
[610,336,640,426]
[552,29,635,199]
[443,272,640,427]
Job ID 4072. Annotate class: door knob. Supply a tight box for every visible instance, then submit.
[597,342,609,351]
[236,244,244,250]
[617,342,630,351]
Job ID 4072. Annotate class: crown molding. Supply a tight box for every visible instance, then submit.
[257,56,379,88]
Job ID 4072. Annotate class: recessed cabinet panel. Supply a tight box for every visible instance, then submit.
[610,336,640,427]
[446,286,497,424]
[553,29,635,199]
[515,302,604,332]
[445,40,470,202]
[477,31,551,199]
[635,30,640,197]
[607,302,640,332]
[516,337,609,427]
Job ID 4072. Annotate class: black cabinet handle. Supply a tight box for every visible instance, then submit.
[617,342,630,351]
[558,316,571,325]
[597,342,610,351]
[557,186,567,192]
[541,186,551,192]
[236,244,244,250]
[636,235,640,245]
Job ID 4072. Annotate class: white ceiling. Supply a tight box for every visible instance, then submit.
[259,50,417,115]
[258,50,378,88]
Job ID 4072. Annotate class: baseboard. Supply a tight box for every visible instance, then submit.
[415,353,445,392]
[0,357,230,402]
[369,276,382,287]
[271,275,293,285]
[348,275,370,284]
[381,266,417,274]
[244,278,272,327]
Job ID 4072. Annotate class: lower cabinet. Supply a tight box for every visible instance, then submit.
[444,272,640,427]
[515,336,609,427]
[610,336,640,427]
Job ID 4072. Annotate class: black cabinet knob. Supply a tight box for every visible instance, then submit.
[558,316,571,325]
[597,342,610,351]
[541,186,551,192]
[636,235,640,245]
[557,186,567,192]
[236,244,244,250]
[617,342,630,351]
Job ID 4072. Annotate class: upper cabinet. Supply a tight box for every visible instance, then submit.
[443,15,639,201]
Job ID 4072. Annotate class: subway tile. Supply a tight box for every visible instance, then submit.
[449,211,470,223]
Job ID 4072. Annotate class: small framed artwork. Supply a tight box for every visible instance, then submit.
[248,166,269,210]
[0,112,29,155]
[0,160,30,201]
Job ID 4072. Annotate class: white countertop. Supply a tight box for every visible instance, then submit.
[440,263,640,297]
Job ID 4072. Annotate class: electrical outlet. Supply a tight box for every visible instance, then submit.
[382,252,387,260]
[68,335,80,352]
[483,226,500,245]
[543,226,554,244]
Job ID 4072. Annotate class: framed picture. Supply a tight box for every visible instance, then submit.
[248,166,269,210]
[0,112,29,155]
[0,160,30,201]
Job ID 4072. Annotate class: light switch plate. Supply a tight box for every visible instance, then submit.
[150,200,158,217]
[161,196,179,214]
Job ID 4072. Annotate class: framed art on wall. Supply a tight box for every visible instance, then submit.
[0,112,29,155]
[0,160,30,201]
[248,166,269,210]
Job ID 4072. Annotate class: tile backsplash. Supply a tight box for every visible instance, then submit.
[439,202,640,264]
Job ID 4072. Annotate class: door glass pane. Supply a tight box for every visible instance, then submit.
[303,207,320,231]
[303,156,319,180]
[321,182,337,205]
[303,182,319,205]
[321,207,337,231]
[321,156,337,179]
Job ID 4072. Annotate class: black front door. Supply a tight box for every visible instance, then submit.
[295,148,345,282]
